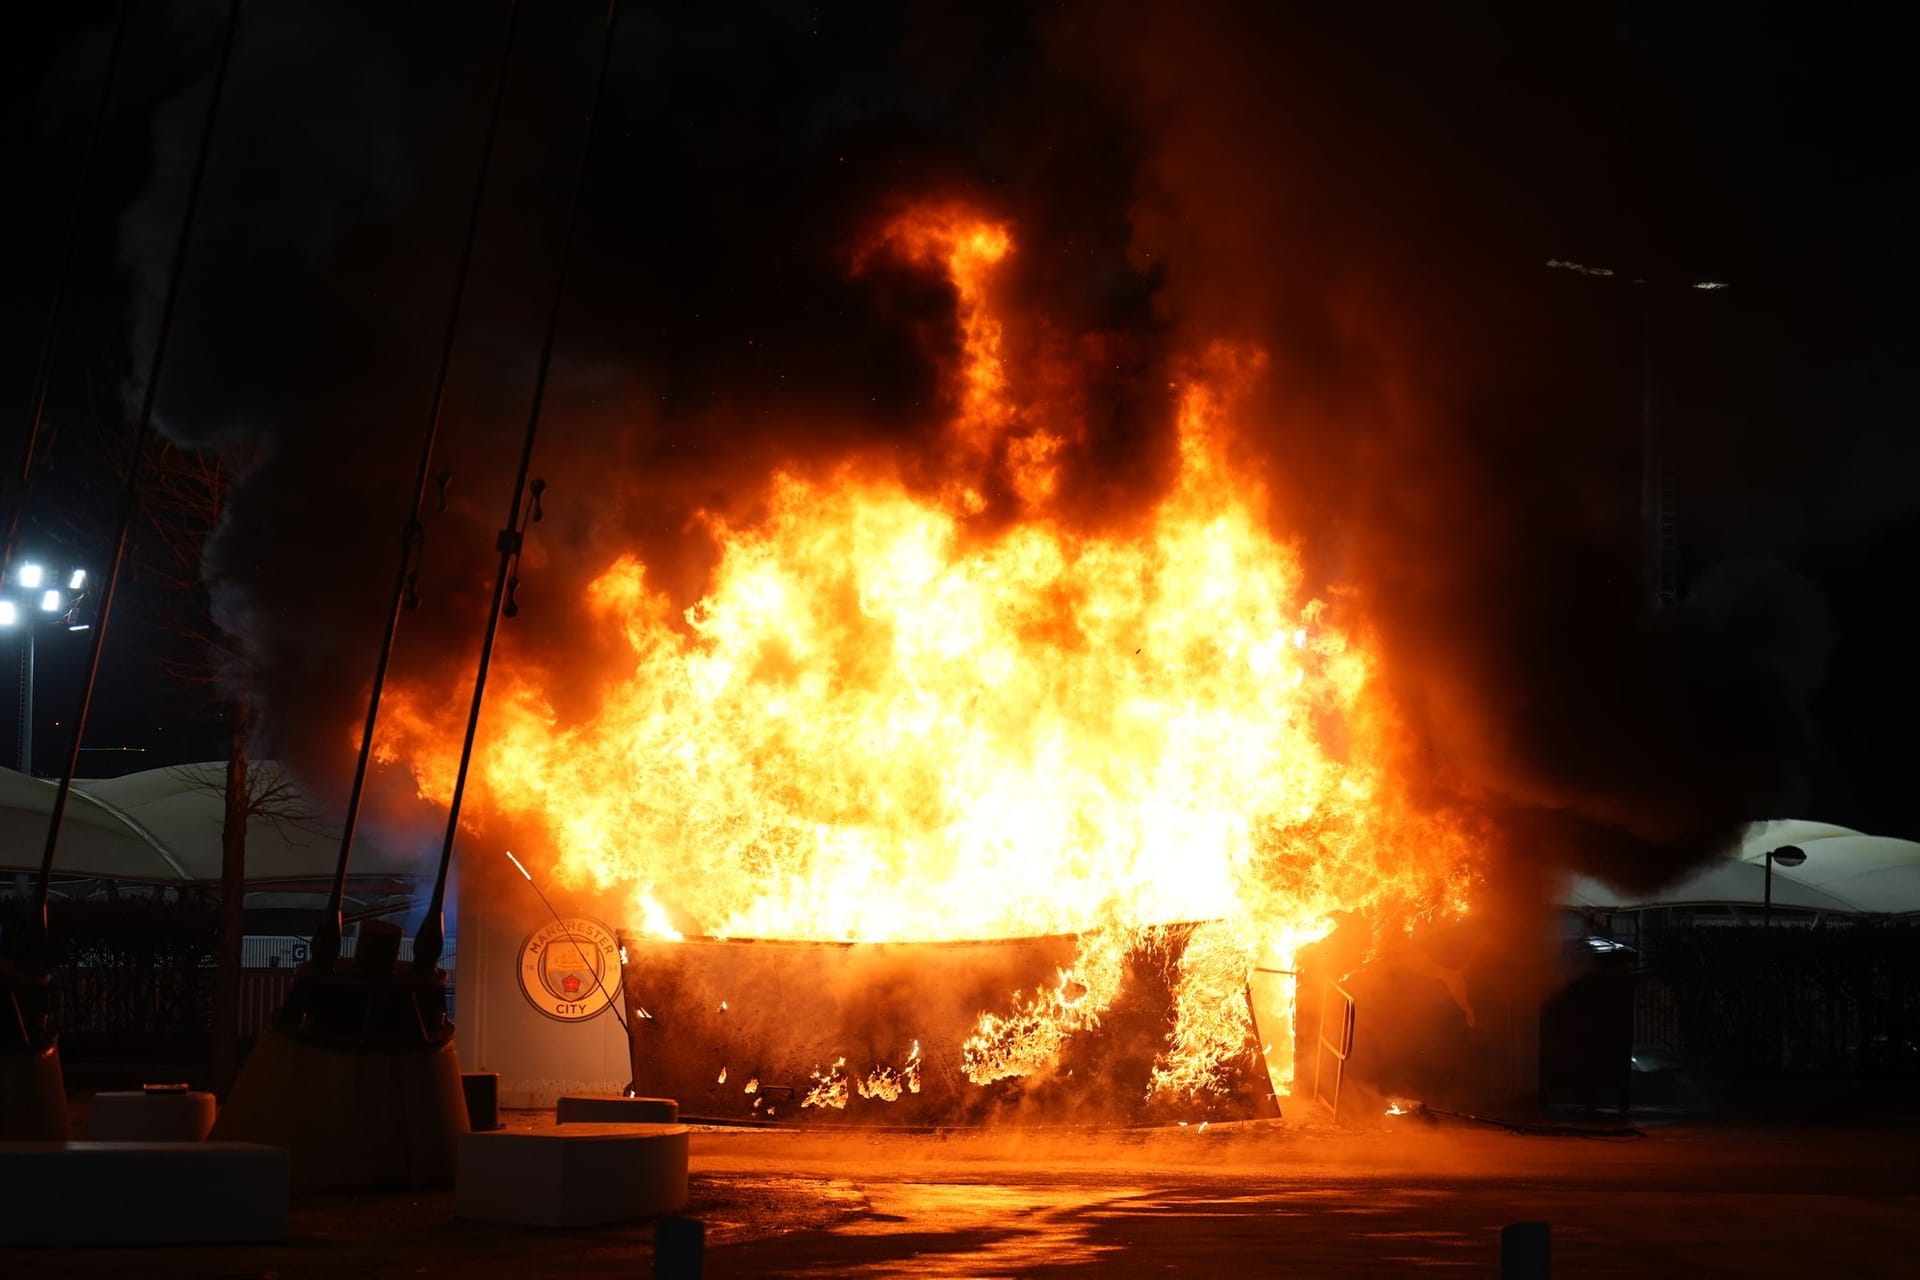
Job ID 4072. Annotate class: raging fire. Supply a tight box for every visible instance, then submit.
[381,201,1470,1103]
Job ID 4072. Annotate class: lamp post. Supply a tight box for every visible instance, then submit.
[1761,844,1808,1074]
[1762,844,1807,928]
[1,560,93,775]
[1543,259,1731,611]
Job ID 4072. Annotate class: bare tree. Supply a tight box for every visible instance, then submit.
[127,439,276,1094]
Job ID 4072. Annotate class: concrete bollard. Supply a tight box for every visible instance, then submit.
[457,1125,688,1226]
[0,1040,69,1141]
[656,1215,704,1279]
[1500,1221,1550,1279]
[556,1094,678,1124]
[90,1087,217,1142]
[461,1072,500,1131]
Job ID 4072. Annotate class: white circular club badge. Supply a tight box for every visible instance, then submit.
[516,917,623,1023]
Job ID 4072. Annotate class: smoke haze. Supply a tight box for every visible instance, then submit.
[98,0,1909,888]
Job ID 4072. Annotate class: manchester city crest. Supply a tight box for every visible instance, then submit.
[516,917,623,1022]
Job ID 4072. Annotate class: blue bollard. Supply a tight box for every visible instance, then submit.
[1500,1221,1550,1279]
[656,1215,705,1279]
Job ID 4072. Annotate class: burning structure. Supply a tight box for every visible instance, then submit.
[98,2,1830,1134]
[387,205,1476,1121]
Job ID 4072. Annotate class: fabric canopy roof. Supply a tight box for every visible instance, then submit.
[0,765,188,882]
[1565,819,1920,917]
[1,763,425,886]
[14,763,1914,914]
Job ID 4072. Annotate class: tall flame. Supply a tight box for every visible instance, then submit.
[382,202,1470,1100]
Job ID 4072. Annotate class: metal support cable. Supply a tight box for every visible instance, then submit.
[309,0,527,974]
[411,0,626,975]
[29,0,246,957]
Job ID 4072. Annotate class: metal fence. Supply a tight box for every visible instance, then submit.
[240,932,430,969]
[1634,978,1682,1053]
[1633,922,1920,1078]
[4,897,452,1063]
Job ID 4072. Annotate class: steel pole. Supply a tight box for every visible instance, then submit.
[28,0,245,959]
[411,0,625,976]
[18,629,32,776]
[309,0,526,975]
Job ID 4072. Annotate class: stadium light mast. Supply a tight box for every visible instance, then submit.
[2,0,242,1146]
[0,560,94,774]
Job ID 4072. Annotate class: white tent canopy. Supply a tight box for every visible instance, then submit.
[0,766,186,882]
[1565,819,1920,917]
[14,765,1916,915]
[1,763,427,886]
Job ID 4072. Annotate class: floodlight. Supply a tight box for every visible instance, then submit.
[70,569,87,590]
[18,563,44,589]
[0,601,16,626]
[40,589,62,613]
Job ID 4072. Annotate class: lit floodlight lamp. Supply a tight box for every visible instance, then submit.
[40,589,63,613]
[1693,281,1730,291]
[68,624,92,632]
[70,569,87,590]
[18,562,44,589]
[0,601,16,626]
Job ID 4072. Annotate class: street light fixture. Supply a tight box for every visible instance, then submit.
[1762,844,1808,928]
[0,558,95,775]
[1543,257,1732,612]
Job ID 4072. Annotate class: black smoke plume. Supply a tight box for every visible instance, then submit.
[108,1,1909,886]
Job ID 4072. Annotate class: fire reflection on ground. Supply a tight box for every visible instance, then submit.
[12,1119,1916,1277]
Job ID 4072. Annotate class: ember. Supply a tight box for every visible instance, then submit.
[381,202,1473,1111]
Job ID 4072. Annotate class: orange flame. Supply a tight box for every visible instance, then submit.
[802,1056,849,1110]
[861,205,1013,459]
[382,202,1471,1101]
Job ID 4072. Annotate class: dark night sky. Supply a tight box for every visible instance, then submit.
[3,2,1914,870]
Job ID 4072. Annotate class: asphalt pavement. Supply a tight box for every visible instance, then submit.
[6,1114,1916,1277]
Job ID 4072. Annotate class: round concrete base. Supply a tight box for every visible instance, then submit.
[211,1029,469,1191]
[456,1123,690,1225]
[91,1090,217,1142]
[0,1041,69,1141]
[555,1094,679,1124]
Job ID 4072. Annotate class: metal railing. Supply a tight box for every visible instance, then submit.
[1312,979,1356,1120]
